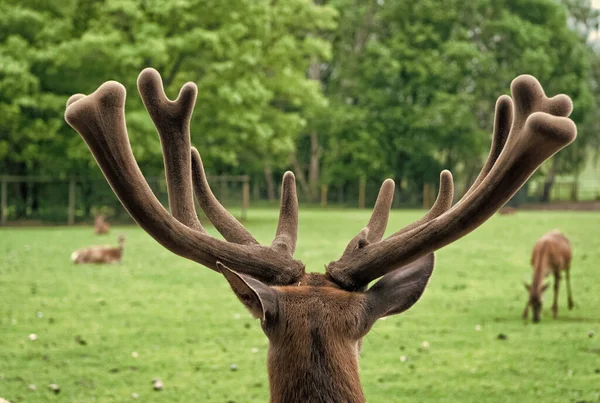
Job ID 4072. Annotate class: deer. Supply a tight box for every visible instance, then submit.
[71,235,125,264]
[94,213,111,234]
[64,67,576,402]
[522,230,573,323]
[498,206,517,215]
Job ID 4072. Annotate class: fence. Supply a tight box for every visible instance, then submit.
[1,174,598,226]
[0,175,249,226]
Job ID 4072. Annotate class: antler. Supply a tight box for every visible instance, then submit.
[326,75,577,290]
[64,68,304,285]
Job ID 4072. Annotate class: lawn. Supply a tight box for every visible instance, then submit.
[1,209,599,402]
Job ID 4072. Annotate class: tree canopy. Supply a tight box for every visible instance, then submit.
[1,0,598,205]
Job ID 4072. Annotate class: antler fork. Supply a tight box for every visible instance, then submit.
[326,75,577,290]
[65,68,304,285]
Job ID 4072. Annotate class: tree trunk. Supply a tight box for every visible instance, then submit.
[540,158,558,203]
[307,60,321,203]
[308,131,320,202]
[264,165,276,202]
[31,181,39,213]
[290,153,310,200]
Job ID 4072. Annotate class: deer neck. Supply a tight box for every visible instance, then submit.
[266,332,365,403]
[531,244,549,296]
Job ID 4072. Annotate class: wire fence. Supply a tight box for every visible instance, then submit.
[0,175,249,226]
[1,174,598,226]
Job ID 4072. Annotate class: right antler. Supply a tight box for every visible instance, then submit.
[326,75,577,290]
[64,68,304,285]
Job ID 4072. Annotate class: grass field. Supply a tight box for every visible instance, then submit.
[1,209,599,402]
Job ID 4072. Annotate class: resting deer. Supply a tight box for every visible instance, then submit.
[522,230,573,323]
[71,235,125,264]
[498,206,517,215]
[64,68,576,402]
[94,214,111,234]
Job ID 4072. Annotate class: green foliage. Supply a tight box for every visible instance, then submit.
[318,0,595,191]
[0,0,336,176]
[0,0,598,202]
[1,209,599,401]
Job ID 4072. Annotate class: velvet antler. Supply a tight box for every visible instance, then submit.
[65,68,304,285]
[326,75,577,290]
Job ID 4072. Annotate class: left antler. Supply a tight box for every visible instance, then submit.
[326,75,577,290]
[65,68,305,285]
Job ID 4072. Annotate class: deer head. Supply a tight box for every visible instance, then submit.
[65,68,576,402]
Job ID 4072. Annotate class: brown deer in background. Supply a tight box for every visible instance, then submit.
[64,68,576,402]
[94,214,111,234]
[523,230,573,323]
[498,206,517,215]
[71,235,125,264]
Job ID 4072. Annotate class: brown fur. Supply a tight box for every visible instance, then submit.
[498,206,517,215]
[64,69,578,401]
[94,214,111,234]
[522,230,573,322]
[72,235,125,264]
[267,280,367,402]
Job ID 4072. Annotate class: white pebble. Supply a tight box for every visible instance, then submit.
[233,313,241,319]
[400,355,407,362]
[230,363,238,371]
[422,341,430,349]
[36,312,43,318]
[131,351,138,358]
[131,392,139,399]
[28,333,38,341]
[251,348,259,353]
[152,380,164,391]
[588,330,594,338]
[567,369,573,377]
[28,384,36,391]
[475,325,482,332]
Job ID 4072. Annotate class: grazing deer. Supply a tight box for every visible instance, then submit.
[64,68,576,402]
[71,235,125,264]
[94,214,111,234]
[522,230,573,323]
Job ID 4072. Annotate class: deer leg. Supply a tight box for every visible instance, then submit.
[522,301,530,320]
[566,269,574,310]
[552,273,560,319]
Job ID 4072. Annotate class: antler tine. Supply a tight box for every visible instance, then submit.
[389,170,454,238]
[326,75,577,290]
[190,147,258,245]
[460,95,512,202]
[340,179,395,258]
[272,171,299,254]
[65,78,304,285]
[138,68,204,231]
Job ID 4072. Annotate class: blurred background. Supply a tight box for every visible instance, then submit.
[1,0,599,225]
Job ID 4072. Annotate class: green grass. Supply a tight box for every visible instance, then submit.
[1,209,599,402]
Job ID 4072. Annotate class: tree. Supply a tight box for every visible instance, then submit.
[311,0,594,206]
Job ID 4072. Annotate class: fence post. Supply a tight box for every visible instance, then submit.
[358,178,366,209]
[68,178,76,225]
[1,177,7,225]
[320,184,328,208]
[423,183,433,209]
[242,176,250,221]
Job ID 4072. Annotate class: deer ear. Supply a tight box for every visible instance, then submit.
[365,254,435,323]
[218,262,279,323]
